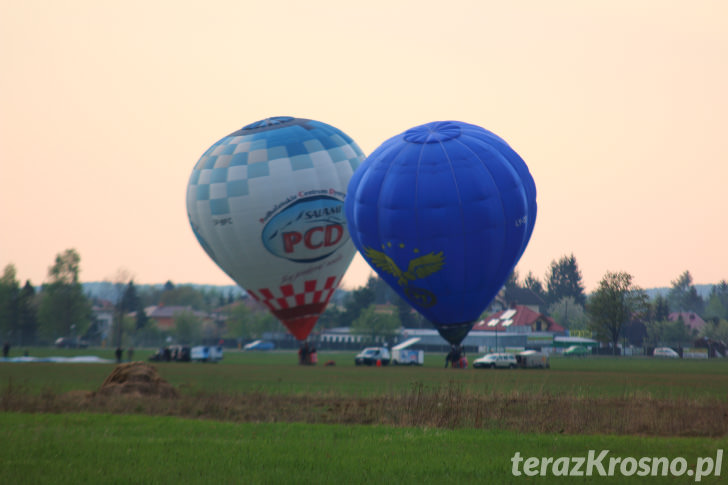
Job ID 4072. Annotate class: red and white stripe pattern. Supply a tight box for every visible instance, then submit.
[247,276,340,340]
[247,276,338,314]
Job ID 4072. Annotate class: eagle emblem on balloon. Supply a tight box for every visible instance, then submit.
[364,247,444,308]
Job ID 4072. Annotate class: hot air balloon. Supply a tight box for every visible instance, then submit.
[345,120,536,346]
[187,116,365,341]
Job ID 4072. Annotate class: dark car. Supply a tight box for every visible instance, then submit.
[54,337,89,349]
[149,345,191,362]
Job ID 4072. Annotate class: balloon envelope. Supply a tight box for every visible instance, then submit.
[187,117,364,340]
[345,121,536,345]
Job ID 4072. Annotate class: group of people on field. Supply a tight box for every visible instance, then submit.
[115,346,134,363]
[298,342,318,365]
[445,345,468,368]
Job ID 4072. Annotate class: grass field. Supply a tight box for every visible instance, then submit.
[2,348,728,483]
[2,413,727,484]
[3,347,728,399]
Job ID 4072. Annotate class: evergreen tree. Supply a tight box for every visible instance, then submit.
[135,303,149,330]
[667,270,704,314]
[652,294,671,322]
[121,281,139,314]
[340,276,377,326]
[16,281,37,346]
[545,254,586,306]
[503,270,522,304]
[114,280,142,345]
[523,271,547,302]
[704,281,728,322]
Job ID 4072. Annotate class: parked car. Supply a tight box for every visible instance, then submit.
[355,347,391,366]
[564,345,590,357]
[473,353,517,369]
[653,347,680,358]
[243,340,275,351]
[54,337,88,349]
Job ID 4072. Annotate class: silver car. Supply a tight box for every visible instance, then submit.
[473,353,517,369]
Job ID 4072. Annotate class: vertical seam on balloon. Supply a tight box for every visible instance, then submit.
[373,142,408,258]
[438,139,464,301]
[202,147,246,292]
[476,130,535,260]
[452,135,508,298]
[414,140,434,302]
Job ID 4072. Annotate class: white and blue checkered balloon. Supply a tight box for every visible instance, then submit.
[186,117,365,340]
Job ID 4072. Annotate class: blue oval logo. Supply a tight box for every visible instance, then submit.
[262,195,349,262]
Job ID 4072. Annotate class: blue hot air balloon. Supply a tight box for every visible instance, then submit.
[345,121,536,345]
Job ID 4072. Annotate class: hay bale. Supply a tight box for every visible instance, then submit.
[98,361,178,398]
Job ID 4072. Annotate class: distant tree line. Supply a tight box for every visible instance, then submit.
[1,248,726,352]
[505,259,728,353]
[0,249,243,349]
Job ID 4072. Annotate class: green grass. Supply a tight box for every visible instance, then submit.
[2,412,726,484]
[3,349,728,483]
[3,348,728,400]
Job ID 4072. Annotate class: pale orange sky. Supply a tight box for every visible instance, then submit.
[1,0,726,293]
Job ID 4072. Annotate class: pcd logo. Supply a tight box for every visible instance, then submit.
[262,196,349,262]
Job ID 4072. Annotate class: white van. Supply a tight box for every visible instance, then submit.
[190,345,223,362]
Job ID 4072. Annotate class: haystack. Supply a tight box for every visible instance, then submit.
[98,361,178,398]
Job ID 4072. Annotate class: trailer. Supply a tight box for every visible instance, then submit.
[516,350,549,369]
[391,338,424,365]
[190,345,223,363]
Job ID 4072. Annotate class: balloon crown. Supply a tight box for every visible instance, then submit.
[403,121,462,143]
[231,116,305,135]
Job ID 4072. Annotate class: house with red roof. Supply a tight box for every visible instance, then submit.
[472,305,565,334]
[668,312,706,333]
